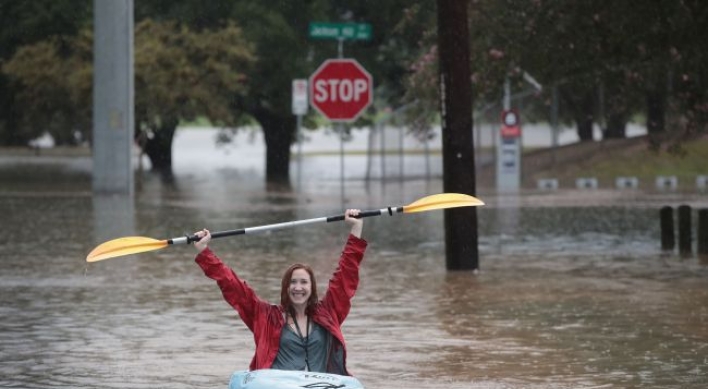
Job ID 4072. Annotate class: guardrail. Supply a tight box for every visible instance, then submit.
[536,175,708,191]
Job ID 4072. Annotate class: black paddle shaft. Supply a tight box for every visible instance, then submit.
[325,208,395,222]
[181,207,401,244]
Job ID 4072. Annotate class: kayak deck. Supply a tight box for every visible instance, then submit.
[229,369,365,389]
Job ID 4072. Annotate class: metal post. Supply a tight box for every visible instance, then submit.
[398,126,404,181]
[496,76,520,192]
[92,0,134,195]
[337,40,345,204]
[380,123,386,183]
[340,123,345,204]
[296,114,303,190]
[365,124,375,183]
[551,83,559,165]
[424,133,430,182]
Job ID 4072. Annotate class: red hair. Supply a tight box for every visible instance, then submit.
[280,263,318,314]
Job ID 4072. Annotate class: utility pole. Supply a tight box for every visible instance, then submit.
[92,0,134,195]
[437,0,479,271]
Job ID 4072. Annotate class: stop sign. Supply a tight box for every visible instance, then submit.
[309,59,373,122]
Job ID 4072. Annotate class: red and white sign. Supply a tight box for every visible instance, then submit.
[309,59,373,122]
[500,109,521,138]
[292,79,308,115]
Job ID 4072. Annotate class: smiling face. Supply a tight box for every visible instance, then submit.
[289,269,312,307]
[280,264,318,313]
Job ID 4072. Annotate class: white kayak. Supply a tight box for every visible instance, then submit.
[229,369,365,389]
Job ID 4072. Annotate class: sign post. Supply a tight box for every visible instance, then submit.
[496,77,522,192]
[308,22,373,201]
[497,108,522,192]
[292,79,308,190]
[309,58,372,202]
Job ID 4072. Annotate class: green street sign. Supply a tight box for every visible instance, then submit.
[309,22,372,41]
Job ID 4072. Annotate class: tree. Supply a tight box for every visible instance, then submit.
[2,19,254,175]
[1,36,91,145]
[400,0,708,145]
[135,0,437,184]
[132,20,254,173]
[135,0,330,184]
[0,0,91,145]
[228,2,323,184]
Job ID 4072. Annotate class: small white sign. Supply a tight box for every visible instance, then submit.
[616,176,639,189]
[292,79,308,115]
[575,177,598,189]
[656,175,678,190]
[537,178,559,190]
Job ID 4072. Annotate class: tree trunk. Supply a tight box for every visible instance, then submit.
[602,72,629,139]
[0,80,27,146]
[142,117,178,177]
[438,0,478,271]
[575,114,594,141]
[646,87,666,134]
[604,112,627,139]
[562,87,595,142]
[254,110,295,186]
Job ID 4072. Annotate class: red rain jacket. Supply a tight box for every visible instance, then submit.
[195,234,367,375]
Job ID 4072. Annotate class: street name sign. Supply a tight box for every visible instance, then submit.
[309,22,372,41]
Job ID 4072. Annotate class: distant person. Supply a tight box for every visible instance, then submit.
[192,209,367,375]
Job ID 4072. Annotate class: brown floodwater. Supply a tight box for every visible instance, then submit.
[1,137,708,388]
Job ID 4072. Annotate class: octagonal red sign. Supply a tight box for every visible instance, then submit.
[309,58,373,122]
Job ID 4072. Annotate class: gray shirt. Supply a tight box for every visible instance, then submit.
[271,321,329,372]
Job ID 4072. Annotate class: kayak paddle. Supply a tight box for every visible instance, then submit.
[86,192,484,262]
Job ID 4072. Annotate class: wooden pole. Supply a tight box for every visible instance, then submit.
[678,205,692,255]
[660,206,675,251]
[697,208,708,256]
[437,0,478,271]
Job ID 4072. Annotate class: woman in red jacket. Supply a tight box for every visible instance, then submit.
[192,209,367,376]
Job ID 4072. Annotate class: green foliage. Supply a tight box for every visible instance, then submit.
[3,0,706,177]
[133,19,255,131]
[399,0,708,139]
[227,1,327,117]
[0,0,91,59]
[1,37,89,144]
[0,0,92,145]
[1,19,255,146]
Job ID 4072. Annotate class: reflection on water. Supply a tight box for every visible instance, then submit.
[1,138,708,388]
[93,195,135,244]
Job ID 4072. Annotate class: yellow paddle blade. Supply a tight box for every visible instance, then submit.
[403,193,484,214]
[86,236,169,262]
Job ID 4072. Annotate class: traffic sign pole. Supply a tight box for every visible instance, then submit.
[338,36,348,203]
[292,79,308,191]
[497,77,521,192]
[309,21,373,202]
[309,58,372,204]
